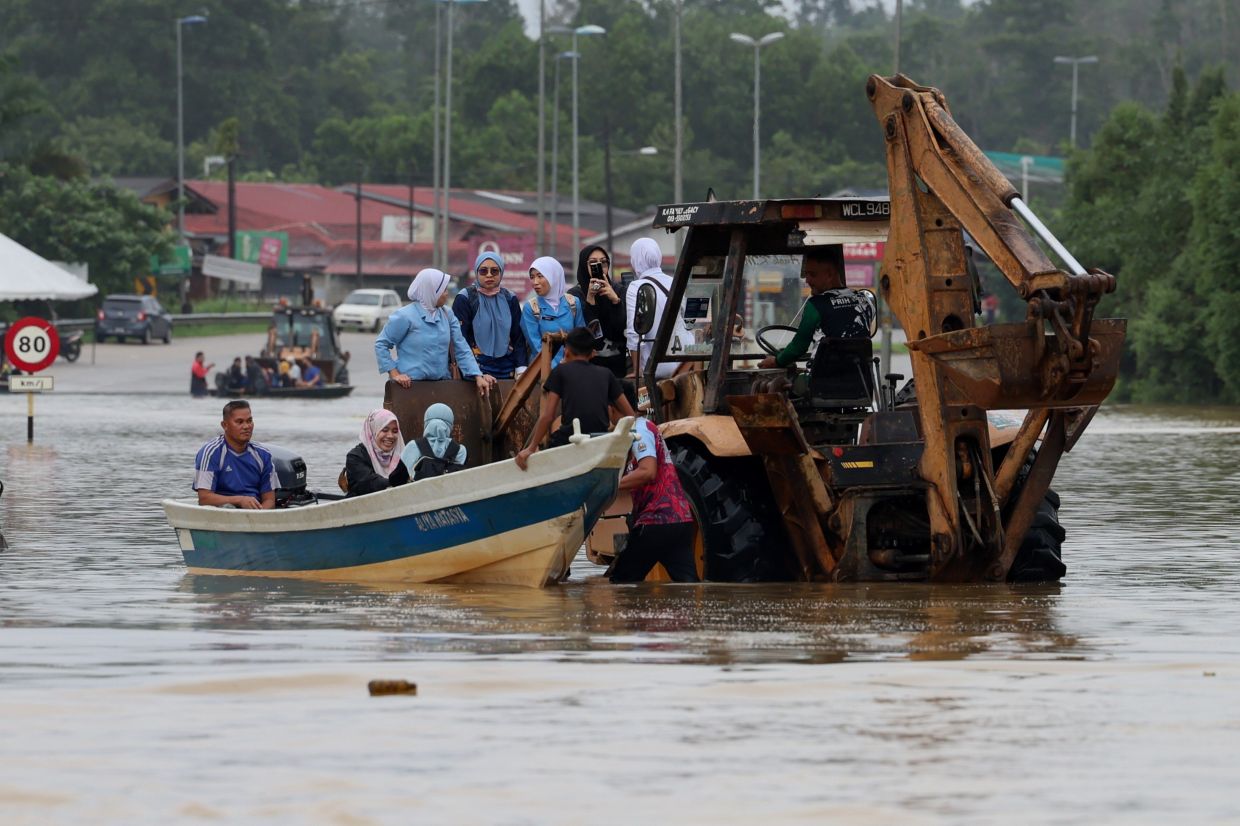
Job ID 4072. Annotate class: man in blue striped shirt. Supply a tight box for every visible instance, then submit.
[194,400,277,509]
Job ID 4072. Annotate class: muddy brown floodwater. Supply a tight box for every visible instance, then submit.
[0,364,1237,823]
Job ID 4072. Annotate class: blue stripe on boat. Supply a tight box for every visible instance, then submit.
[184,467,617,572]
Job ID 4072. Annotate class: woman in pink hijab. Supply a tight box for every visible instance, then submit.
[344,409,411,497]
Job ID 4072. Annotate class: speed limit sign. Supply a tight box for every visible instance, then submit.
[5,316,60,373]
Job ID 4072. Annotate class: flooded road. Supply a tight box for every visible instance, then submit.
[1,361,1238,822]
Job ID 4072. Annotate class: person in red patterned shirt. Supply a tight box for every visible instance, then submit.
[610,384,699,583]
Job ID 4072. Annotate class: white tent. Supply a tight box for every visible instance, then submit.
[0,232,98,301]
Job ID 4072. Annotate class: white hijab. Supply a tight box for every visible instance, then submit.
[408,268,451,320]
[529,256,567,312]
[630,238,664,279]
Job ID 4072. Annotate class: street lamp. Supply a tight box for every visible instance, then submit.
[729,31,784,200]
[549,49,574,259]
[176,13,207,238]
[571,23,606,254]
[439,0,488,272]
[1053,55,1099,149]
[536,0,547,253]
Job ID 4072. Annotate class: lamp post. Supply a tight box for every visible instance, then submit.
[571,23,606,255]
[536,0,547,252]
[673,0,683,205]
[1053,55,1099,149]
[439,0,488,274]
[729,31,784,200]
[549,49,573,259]
[431,0,442,267]
[604,146,658,252]
[175,13,207,238]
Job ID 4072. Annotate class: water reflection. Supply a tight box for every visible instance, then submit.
[1,395,1237,666]
[177,573,1079,665]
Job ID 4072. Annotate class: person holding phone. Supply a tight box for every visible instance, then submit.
[568,245,628,378]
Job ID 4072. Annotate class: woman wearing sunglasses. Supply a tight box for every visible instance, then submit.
[451,252,528,379]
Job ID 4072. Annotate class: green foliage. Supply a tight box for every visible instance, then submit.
[61,115,176,176]
[0,162,173,301]
[1061,67,1238,403]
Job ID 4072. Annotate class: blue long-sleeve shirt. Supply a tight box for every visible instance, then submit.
[520,295,587,368]
[374,302,482,379]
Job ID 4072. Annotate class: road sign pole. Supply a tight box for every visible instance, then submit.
[27,391,34,443]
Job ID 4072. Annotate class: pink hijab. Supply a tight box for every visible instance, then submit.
[360,409,405,477]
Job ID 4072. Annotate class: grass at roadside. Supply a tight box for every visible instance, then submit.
[84,321,270,343]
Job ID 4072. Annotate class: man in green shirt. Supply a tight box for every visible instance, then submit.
[758,246,876,370]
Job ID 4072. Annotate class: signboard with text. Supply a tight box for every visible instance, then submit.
[149,245,192,276]
[381,215,432,244]
[235,231,288,267]
[843,241,885,262]
[202,255,262,287]
[10,375,53,392]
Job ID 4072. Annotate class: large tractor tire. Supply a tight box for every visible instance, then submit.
[1000,446,1067,582]
[669,441,788,582]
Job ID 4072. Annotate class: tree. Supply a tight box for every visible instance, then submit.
[0,163,174,301]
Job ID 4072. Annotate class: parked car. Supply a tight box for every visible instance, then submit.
[95,294,173,344]
[332,289,403,332]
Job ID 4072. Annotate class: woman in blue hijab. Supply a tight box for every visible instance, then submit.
[451,251,528,379]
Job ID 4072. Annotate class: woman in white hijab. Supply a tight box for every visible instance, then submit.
[520,255,587,369]
[374,268,496,396]
[624,238,690,381]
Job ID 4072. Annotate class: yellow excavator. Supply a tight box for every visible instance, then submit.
[601,75,1126,582]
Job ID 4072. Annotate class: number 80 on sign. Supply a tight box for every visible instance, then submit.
[5,316,60,373]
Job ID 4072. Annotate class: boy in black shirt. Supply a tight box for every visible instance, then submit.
[515,327,636,470]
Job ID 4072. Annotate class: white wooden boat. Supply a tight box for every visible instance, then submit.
[162,420,633,588]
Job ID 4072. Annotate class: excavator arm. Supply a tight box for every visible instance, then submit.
[866,74,1126,580]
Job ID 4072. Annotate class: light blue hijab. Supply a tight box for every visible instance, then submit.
[472,252,509,358]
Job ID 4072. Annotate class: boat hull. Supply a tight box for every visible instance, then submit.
[209,384,354,399]
[163,423,631,588]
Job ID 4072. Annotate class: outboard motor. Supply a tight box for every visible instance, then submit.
[265,444,315,507]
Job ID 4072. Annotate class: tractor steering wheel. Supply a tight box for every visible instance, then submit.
[755,324,799,356]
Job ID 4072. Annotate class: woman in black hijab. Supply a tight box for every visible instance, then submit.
[567,245,628,377]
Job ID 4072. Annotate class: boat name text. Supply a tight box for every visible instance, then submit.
[415,506,470,531]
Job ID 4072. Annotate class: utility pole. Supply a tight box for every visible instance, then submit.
[431,1,442,268]
[881,0,903,379]
[674,0,683,205]
[355,164,365,288]
[536,0,546,253]
[1054,55,1099,149]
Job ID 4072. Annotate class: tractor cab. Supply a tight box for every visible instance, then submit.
[639,196,891,445]
[260,303,350,385]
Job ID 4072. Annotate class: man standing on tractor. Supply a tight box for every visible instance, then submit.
[757,246,876,370]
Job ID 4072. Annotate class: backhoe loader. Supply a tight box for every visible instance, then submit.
[612,75,1125,582]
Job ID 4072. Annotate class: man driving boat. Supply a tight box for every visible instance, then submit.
[193,400,277,510]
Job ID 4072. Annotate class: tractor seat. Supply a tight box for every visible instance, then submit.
[808,337,875,409]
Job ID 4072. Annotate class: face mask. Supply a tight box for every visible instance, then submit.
[423,419,453,457]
